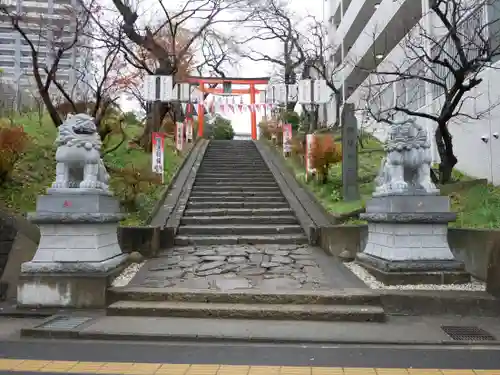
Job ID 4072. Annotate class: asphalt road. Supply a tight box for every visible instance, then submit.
[0,339,500,371]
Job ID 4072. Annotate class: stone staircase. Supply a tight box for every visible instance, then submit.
[174,140,308,246]
[106,140,386,325]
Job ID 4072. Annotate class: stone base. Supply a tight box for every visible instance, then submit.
[22,253,128,273]
[356,194,470,285]
[17,254,127,308]
[356,252,471,285]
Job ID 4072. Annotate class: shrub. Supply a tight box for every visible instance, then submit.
[291,134,306,159]
[0,123,28,184]
[211,116,234,140]
[259,120,272,139]
[110,166,161,212]
[281,111,300,132]
[310,134,342,184]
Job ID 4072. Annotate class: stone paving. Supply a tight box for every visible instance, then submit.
[131,244,332,291]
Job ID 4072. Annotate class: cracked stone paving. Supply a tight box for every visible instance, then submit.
[129,244,332,292]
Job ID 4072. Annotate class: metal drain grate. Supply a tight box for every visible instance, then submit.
[38,316,92,330]
[441,325,496,341]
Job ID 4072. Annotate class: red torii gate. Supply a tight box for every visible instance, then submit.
[185,76,270,140]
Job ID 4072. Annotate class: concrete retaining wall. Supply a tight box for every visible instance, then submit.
[319,225,499,281]
[0,210,40,300]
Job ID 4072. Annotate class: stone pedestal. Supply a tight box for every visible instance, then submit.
[17,189,128,308]
[356,194,470,285]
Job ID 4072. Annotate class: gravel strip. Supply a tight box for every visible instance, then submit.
[112,262,145,287]
[345,262,486,291]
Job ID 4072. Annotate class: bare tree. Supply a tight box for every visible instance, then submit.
[236,0,306,111]
[102,0,253,151]
[71,37,128,149]
[361,0,500,183]
[0,0,94,127]
[304,17,344,129]
[196,31,238,79]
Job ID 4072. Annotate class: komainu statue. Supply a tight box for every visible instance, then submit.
[51,113,110,192]
[374,117,439,196]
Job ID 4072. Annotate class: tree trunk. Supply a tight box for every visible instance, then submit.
[435,123,458,184]
[308,106,319,133]
[333,91,341,128]
[284,69,297,113]
[139,63,184,152]
[140,102,162,152]
[286,102,296,112]
[38,87,62,127]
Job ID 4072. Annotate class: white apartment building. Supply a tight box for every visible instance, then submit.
[0,0,91,107]
[325,0,500,184]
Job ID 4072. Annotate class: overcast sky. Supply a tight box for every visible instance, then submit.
[118,0,325,134]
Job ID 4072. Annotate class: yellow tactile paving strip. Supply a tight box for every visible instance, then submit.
[0,359,498,375]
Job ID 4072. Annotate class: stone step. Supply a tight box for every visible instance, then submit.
[174,234,308,245]
[193,182,278,188]
[201,159,265,162]
[196,173,274,178]
[201,162,266,166]
[180,216,298,225]
[202,156,263,159]
[202,161,264,163]
[200,164,268,169]
[192,186,281,192]
[197,169,269,174]
[186,201,289,209]
[196,178,275,181]
[188,196,285,202]
[177,224,303,235]
[106,301,385,322]
[189,191,283,197]
[195,177,276,183]
[183,208,294,216]
[202,158,264,161]
[201,156,263,159]
[203,154,261,157]
[109,287,382,306]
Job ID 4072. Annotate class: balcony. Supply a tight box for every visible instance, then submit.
[331,0,381,58]
[336,0,422,99]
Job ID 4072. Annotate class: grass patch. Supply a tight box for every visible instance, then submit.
[449,184,500,229]
[266,133,500,229]
[0,113,184,226]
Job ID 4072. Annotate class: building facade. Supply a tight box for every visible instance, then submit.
[0,0,90,107]
[325,0,500,184]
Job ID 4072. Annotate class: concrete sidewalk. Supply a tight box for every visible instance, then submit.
[19,314,500,345]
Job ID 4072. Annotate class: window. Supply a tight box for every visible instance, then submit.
[488,0,500,62]
[0,26,14,33]
[0,61,15,67]
[369,94,380,117]
[430,5,487,99]
[56,74,70,81]
[0,38,14,45]
[22,51,47,58]
[23,6,47,14]
[0,50,14,56]
[407,61,426,111]
[380,83,394,110]
[395,80,406,108]
[22,39,48,47]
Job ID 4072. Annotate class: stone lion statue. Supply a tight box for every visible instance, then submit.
[51,113,110,191]
[374,117,439,196]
